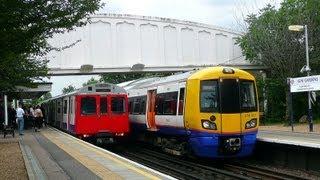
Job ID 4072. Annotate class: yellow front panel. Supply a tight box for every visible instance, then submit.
[184,79,200,130]
[241,112,259,132]
[200,113,221,133]
[184,79,221,133]
[221,114,241,134]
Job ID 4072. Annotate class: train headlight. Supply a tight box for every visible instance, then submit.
[201,120,217,130]
[245,118,257,129]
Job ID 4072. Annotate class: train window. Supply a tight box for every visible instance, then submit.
[133,98,141,114]
[100,97,108,114]
[200,80,219,113]
[140,96,146,114]
[111,97,125,113]
[156,94,164,115]
[156,92,178,115]
[130,96,146,114]
[220,79,240,113]
[178,88,185,115]
[81,97,96,115]
[240,81,257,112]
[70,98,73,114]
[63,100,68,114]
[129,100,133,114]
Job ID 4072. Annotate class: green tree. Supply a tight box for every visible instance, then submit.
[32,92,52,105]
[237,0,320,122]
[62,85,76,94]
[42,92,52,100]
[100,72,172,84]
[82,77,99,87]
[0,0,102,93]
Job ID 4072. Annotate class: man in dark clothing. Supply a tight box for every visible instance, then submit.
[0,104,4,130]
[8,105,16,129]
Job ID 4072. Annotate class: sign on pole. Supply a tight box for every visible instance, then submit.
[290,75,320,93]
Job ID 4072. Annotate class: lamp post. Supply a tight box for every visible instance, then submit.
[288,25,313,132]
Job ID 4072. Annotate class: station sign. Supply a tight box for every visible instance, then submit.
[289,75,320,93]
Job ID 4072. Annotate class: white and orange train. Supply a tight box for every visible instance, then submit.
[122,67,259,158]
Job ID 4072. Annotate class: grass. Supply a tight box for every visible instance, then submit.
[313,118,320,124]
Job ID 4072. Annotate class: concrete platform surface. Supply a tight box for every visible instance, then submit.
[257,130,320,148]
[19,128,175,180]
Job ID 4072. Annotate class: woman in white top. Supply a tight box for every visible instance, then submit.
[16,104,25,135]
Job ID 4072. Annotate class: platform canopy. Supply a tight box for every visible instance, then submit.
[14,82,52,99]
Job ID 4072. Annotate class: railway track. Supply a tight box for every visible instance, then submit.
[121,149,249,180]
[110,144,312,180]
[223,162,310,180]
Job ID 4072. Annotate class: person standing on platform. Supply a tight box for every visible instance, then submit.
[34,105,43,132]
[29,106,35,129]
[16,104,25,135]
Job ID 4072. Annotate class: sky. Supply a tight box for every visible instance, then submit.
[49,0,282,96]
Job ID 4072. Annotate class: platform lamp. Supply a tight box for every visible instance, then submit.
[288,25,313,132]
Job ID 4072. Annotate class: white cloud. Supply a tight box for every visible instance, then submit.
[100,0,282,30]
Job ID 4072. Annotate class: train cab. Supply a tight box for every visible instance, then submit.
[43,83,130,143]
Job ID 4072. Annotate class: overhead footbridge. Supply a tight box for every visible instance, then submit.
[46,14,263,75]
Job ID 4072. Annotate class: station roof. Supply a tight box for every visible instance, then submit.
[14,82,52,99]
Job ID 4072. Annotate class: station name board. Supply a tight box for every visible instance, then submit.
[290,75,320,93]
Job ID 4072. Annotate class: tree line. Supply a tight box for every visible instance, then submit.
[237,0,320,123]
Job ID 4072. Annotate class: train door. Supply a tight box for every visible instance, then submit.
[109,95,129,133]
[68,96,76,133]
[98,95,109,131]
[176,83,186,129]
[78,95,99,134]
[219,78,242,134]
[62,97,69,131]
[56,98,63,128]
[147,89,157,130]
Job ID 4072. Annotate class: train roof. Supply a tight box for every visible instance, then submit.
[122,71,195,91]
[188,66,255,80]
[43,83,126,102]
[123,66,255,91]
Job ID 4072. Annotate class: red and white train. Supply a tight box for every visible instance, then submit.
[43,83,130,143]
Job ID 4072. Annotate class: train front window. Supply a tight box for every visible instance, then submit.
[200,80,219,112]
[100,97,107,114]
[111,97,125,113]
[220,79,240,113]
[240,81,257,111]
[81,97,96,115]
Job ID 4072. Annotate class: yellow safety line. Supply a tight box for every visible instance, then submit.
[43,132,123,180]
[43,130,161,180]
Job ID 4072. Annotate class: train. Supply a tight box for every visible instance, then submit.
[42,83,130,143]
[123,67,259,158]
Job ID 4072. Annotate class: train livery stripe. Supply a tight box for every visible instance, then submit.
[131,122,258,136]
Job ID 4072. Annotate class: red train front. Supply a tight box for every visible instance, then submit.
[43,83,130,143]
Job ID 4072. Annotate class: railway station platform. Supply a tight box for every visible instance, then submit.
[257,130,320,148]
[17,128,175,180]
[255,129,320,172]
